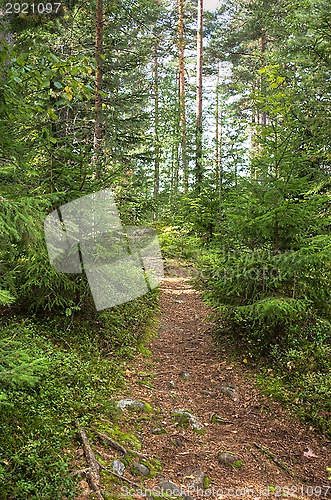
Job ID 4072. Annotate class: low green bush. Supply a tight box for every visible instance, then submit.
[196,237,331,356]
[0,288,159,499]
[258,342,331,437]
[158,224,202,260]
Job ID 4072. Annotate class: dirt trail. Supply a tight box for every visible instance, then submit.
[77,262,331,500]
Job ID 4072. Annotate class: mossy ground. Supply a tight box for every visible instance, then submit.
[0,289,159,500]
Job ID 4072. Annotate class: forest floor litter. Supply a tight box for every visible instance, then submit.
[74,260,331,500]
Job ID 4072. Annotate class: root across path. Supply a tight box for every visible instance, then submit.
[75,262,331,500]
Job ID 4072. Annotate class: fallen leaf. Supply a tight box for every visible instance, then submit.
[125,369,132,378]
[303,447,319,458]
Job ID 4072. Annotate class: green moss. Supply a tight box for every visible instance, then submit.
[139,457,162,477]
[204,476,210,488]
[136,416,153,422]
[94,421,142,451]
[219,451,243,468]
[193,427,207,435]
[144,402,153,412]
[233,460,243,468]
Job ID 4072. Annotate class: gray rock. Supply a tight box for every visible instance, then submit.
[182,495,196,500]
[217,452,243,467]
[132,462,150,476]
[152,427,167,434]
[200,390,217,397]
[117,399,146,410]
[217,385,239,401]
[180,468,205,488]
[111,459,125,475]
[172,437,183,447]
[171,409,204,431]
[130,400,146,410]
[158,478,181,495]
[190,469,205,488]
[179,372,191,381]
[158,322,173,333]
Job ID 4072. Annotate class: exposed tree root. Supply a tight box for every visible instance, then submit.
[69,467,90,477]
[76,422,105,500]
[92,429,153,458]
[253,442,297,479]
[93,429,127,454]
[97,461,142,487]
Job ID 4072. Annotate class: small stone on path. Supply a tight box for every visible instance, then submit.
[112,459,125,475]
[217,451,243,467]
[217,384,239,401]
[117,399,146,410]
[132,462,150,476]
[171,409,204,431]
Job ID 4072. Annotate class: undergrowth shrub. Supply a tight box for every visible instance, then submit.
[0,287,159,499]
[196,236,331,355]
[159,224,201,260]
[258,342,331,437]
[97,289,159,358]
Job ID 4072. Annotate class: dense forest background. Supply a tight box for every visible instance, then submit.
[0,0,330,497]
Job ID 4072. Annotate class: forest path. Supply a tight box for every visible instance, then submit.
[78,261,330,500]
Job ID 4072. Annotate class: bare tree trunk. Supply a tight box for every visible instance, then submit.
[218,101,223,223]
[178,0,188,193]
[260,32,267,127]
[215,60,219,182]
[195,0,203,193]
[93,0,104,179]
[153,37,160,221]
[0,8,13,58]
[174,129,179,198]
[174,71,180,201]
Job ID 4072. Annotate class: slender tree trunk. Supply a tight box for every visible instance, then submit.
[251,107,256,179]
[174,71,180,201]
[170,139,174,202]
[195,0,203,193]
[218,100,223,223]
[274,129,279,251]
[174,131,179,198]
[0,8,13,60]
[178,0,188,193]
[215,60,219,180]
[260,32,267,127]
[93,0,104,179]
[153,37,160,221]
